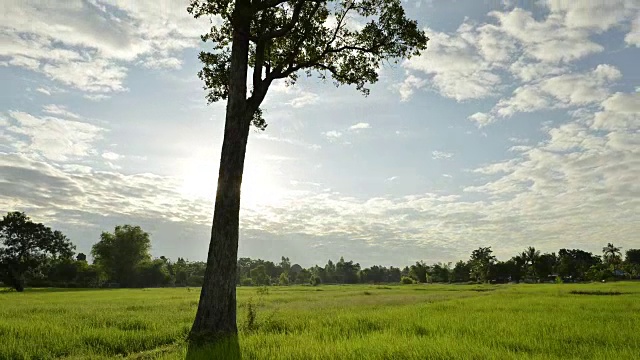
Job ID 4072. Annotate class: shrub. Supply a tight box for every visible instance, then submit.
[279,272,289,286]
[401,276,415,284]
[240,278,253,286]
[310,275,321,286]
[256,286,269,296]
[554,276,564,284]
[246,298,257,331]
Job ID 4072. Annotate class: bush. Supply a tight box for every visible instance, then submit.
[256,286,269,296]
[554,276,564,284]
[401,276,415,284]
[240,278,253,286]
[279,272,289,286]
[310,275,321,286]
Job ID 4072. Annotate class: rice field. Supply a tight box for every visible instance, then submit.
[1,282,639,359]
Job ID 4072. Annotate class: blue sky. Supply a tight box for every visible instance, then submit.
[1,0,638,267]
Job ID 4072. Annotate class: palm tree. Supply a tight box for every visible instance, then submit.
[521,247,541,282]
[602,243,622,268]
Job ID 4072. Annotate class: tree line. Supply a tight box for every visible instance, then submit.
[1,212,639,291]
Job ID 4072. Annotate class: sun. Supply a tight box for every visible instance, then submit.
[178,157,285,209]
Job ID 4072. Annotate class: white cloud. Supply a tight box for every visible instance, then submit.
[41,59,129,93]
[625,15,640,46]
[269,82,319,108]
[349,122,371,130]
[323,130,343,142]
[102,152,121,161]
[591,92,640,131]
[42,104,80,119]
[84,94,111,101]
[0,0,210,93]
[508,137,529,144]
[468,112,495,127]
[493,64,621,117]
[141,57,183,70]
[545,0,638,31]
[490,8,604,63]
[386,176,398,182]
[254,133,321,151]
[36,87,51,96]
[395,74,427,101]
[404,23,503,101]
[432,150,453,159]
[288,92,319,108]
[4,111,104,162]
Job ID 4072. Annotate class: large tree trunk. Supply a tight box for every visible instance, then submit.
[189,2,251,342]
[8,268,24,292]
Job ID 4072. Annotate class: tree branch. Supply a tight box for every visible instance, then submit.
[259,0,305,40]
[255,0,290,11]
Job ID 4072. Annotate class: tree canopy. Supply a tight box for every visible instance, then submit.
[91,225,151,288]
[188,0,429,128]
[0,212,75,291]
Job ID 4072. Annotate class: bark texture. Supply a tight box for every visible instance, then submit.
[189,2,252,340]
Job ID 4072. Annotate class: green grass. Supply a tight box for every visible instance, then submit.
[1,282,639,359]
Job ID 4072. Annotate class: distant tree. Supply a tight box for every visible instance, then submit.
[491,260,519,283]
[509,255,526,283]
[91,225,151,287]
[409,261,429,283]
[602,243,622,269]
[324,260,337,283]
[0,212,75,291]
[535,253,557,281]
[452,261,470,283]
[76,253,87,262]
[296,268,311,284]
[174,258,189,286]
[278,272,289,285]
[625,249,640,265]
[436,262,454,283]
[400,276,414,284]
[279,256,291,282]
[469,247,496,283]
[250,264,269,286]
[521,247,541,282]
[187,0,429,340]
[310,274,321,286]
[137,259,172,287]
[336,257,360,284]
[557,249,600,281]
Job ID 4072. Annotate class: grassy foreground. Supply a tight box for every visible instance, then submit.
[1,282,639,359]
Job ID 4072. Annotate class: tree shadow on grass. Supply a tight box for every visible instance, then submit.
[185,336,241,360]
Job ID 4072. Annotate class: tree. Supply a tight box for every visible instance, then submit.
[602,243,622,269]
[625,249,640,265]
[0,212,75,292]
[250,264,269,285]
[91,225,151,287]
[187,0,428,341]
[521,246,540,282]
[409,261,429,283]
[557,249,599,280]
[296,268,311,284]
[335,256,360,283]
[430,262,451,283]
[278,271,289,285]
[137,259,172,287]
[469,247,496,283]
[534,253,557,281]
[452,261,470,283]
[76,253,87,262]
